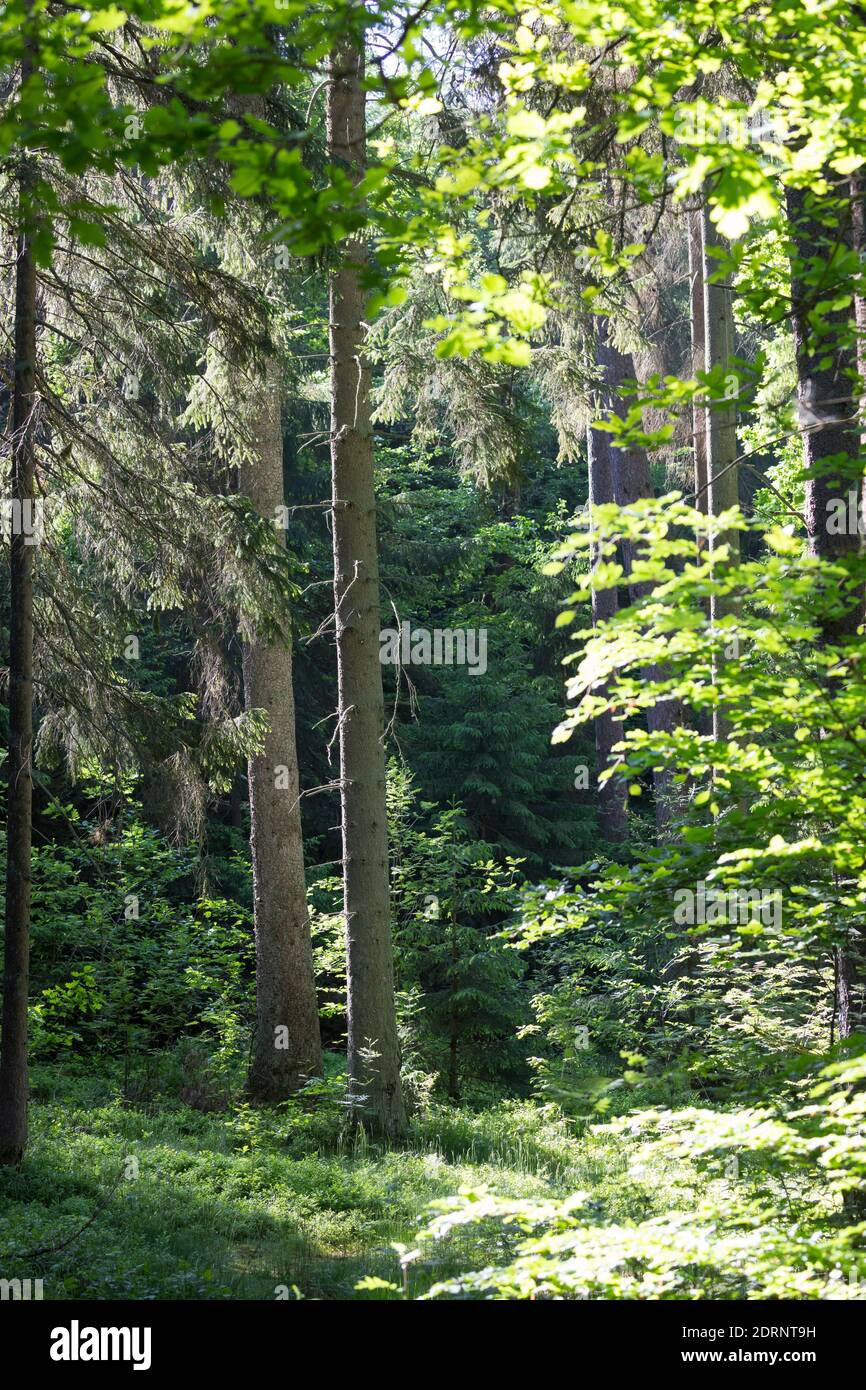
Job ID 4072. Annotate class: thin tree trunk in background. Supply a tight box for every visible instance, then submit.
[241,358,322,1100]
[852,174,866,385]
[448,1025,460,1102]
[853,180,866,1037]
[447,909,460,1101]
[587,326,628,844]
[229,772,244,830]
[836,946,854,1042]
[788,182,863,1050]
[851,174,866,532]
[688,206,715,743]
[787,183,861,637]
[701,208,739,745]
[328,41,407,1141]
[0,132,37,1166]
[597,318,681,833]
[597,320,651,568]
[688,208,708,515]
[853,181,866,1039]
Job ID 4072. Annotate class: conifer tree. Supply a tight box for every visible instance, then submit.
[0,25,37,1164]
[328,35,407,1139]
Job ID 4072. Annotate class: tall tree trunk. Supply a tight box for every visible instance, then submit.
[850,173,866,529]
[836,946,854,1043]
[788,181,863,1049]
[786,184,861,617]
[328,41,407,1141]
[447,909,460,1101]
[447,1003,461,1104]
[701,208,740,744]
[688,205,715,743]
[853,179,866,1042]
[587,328,628,844]
[854,177,866,1041]
[0,122,37,1166]
[597,318,681,833]
[241,357,322,1100]
[688,208,709,516]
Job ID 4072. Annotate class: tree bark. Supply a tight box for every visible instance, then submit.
[587,327,628,844]
[688,205,715,744]
[788,181,863,1055]
[688,208,709,515]
[852,174,866,418]
[854,180,866,1041]
[701,208,740,744]
[836,945,854,1042]
[241,357,322,1100]
[0,130,37,1166]
[229,772,244,830]
[786,182,860,616]
[850,174,866,534]
[597,318,681,834]
[448,1020,460,1102]
[328,41,407,1141]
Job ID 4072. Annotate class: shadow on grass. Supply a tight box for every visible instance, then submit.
[0,1094,566,1300]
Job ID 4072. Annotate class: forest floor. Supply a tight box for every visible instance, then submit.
[0,1064,637,1300]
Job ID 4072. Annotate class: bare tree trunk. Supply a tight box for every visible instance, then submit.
[447,1021,460,1102]
[853,181,866,1038]
[587,328,628,844]
[850,174,866,529]
[688,208,709,515]
[836,946,854,1042]
[787,183,861,635]
[788,182,863,1059]
[0,129,37,1166]
[701,208,740,744]
[686,205,717,745]
[597,318,681,833]
[241,358,322,1100]
[229,772,244,830]
[328,41,407,1141]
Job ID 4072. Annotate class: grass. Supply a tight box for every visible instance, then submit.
[0,1066,607,1300]
[7,1061,837,1301]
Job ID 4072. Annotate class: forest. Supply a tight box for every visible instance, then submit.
[1,0,866,1316]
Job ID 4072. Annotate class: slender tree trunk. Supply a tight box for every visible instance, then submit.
[688,208,709,515]
[786,183,860,613]
[447,910,460,1101]
[597,318,681,833]
[448,1020,460,1102]
[328,41,407,1141]
[854,181,866,1041]
[836,946,854,1042]
[850,174,866,530]
[687,205,716,743]
[788,182,863,1058]
[241,357,322,1100]
[702,208,740,744]
[852,183,866,1040]
[0,137,37,1166]
[229,772,244,830]
[587,328,628,844]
